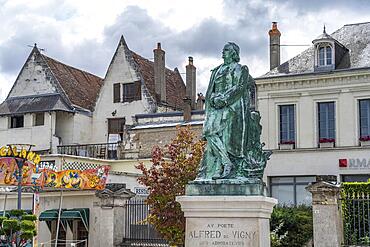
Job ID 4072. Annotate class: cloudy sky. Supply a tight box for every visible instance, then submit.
[0,0,369,102]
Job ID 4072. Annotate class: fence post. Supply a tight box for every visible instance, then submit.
[91,184,135,247]
[306,181,343,247]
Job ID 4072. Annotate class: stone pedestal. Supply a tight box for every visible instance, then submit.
[306,181,342,247]
[176,196,277,247]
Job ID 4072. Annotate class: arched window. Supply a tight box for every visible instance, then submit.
[317,44,333,66]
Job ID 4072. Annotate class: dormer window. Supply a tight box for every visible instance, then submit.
[318,44,333,66]
[312,27,338,72]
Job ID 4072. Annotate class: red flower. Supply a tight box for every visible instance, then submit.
[319,138,335,143]
[359,135,370,141]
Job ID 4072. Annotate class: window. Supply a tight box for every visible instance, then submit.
[108,118,125,139]
[122,82,141,102]
[318,45,333,66]
[318,102,335,143]
[342,174,370,182]
[359,99,370,140]
[279,105,295,145]
[270,176,316,205]
[113,83,120,103]
[34,113,44,126]
[10,115,24,128]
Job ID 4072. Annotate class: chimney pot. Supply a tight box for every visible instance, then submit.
[157,42,161,49]
[186,56,196,109]
[188,56,193,65]
[269,21,281,70]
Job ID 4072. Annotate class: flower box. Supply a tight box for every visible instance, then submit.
[319,142,334,148]
[279,143,294,150]
[360,136,370,146]
[279,141,295,150]
[360,140,370,146]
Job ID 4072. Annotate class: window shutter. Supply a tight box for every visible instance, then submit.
[135,81,141,100]
[113,83,120,103]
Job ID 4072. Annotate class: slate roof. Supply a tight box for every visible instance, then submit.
[262,22,370,78]
[42,55,103,111]
[0,94,73,116]
[131,52,186,110]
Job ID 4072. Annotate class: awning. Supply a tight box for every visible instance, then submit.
[39,209,68,232]
[39,209,61,221]
[61,208,89,231]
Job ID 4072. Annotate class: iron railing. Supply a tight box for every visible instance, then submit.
[342,195,370,246]
[57,143,119,160]
[121,199,169,247]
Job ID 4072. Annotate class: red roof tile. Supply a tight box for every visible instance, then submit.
[131,52,186,110]
[43,55,103,111]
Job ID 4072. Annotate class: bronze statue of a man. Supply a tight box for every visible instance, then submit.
[196,42,270,182]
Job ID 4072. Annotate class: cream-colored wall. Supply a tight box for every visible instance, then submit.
[0,112,57,151]
[92,42,153,144]
[0,191,95,246]
[55,111,74,145]
[264,147,370,180]
[257,70,370,150]
[9,53,57,97]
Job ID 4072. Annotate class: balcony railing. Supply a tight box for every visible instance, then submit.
[57,143,120,160]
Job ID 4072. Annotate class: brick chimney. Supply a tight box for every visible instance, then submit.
[154,42,166,102]
[183,97,192,122]
[269,22,281,70]
[186,56,196,109]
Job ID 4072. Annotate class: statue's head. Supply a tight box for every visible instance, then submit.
[222,42,240,63]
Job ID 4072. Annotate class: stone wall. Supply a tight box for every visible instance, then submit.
[133,124,203,158]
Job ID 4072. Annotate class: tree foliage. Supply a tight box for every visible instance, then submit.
[136,126,205,246]
[0,209,37,247]
[270,205,313,247]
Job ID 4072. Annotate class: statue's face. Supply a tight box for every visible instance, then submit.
[222,44,234,61]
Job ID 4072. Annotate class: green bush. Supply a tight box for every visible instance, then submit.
[0,216,7,225]
[9,209,24,217]
[341,181,370,245]
[270,205,313,247]
[20,220,35,231]
[22,214,37,221]
[3,219,20,232]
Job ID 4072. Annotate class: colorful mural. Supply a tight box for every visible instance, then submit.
[0,157,110,190]
[43,167,109,190]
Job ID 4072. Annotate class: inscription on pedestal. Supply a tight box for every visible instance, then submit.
[186,218,259,247]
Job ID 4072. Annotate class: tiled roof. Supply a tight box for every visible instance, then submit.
[0,94,72,116]
[262,22,370,78]
[42,55,103,111]
[131,52,186,110]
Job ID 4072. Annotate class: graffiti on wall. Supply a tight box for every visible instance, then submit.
[0,157,110,190]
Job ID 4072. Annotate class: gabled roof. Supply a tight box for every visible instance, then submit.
[0,94,73,116]
[131,52,186,110]
[262,22,370,78]
[42,55,103,111]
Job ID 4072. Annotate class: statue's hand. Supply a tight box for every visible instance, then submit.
[213,95,226,108]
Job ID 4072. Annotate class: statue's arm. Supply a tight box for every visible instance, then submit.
[213,66,249,107]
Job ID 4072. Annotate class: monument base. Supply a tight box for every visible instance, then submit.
[186,179,266,196]
[176,196,277,247]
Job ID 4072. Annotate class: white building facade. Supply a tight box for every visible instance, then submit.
[257,22,370,205]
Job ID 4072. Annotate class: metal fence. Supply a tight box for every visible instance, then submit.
[342,194,370,246]
[57,143,119,160]
[121,199,169,247]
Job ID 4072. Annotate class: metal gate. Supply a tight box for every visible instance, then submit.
[121,199,169,247]
[342,193,370,246]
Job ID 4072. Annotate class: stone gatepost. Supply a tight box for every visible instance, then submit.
[306,181,343,247]
[90,184,135,247]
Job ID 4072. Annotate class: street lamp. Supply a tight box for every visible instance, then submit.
[7,144,35,210]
